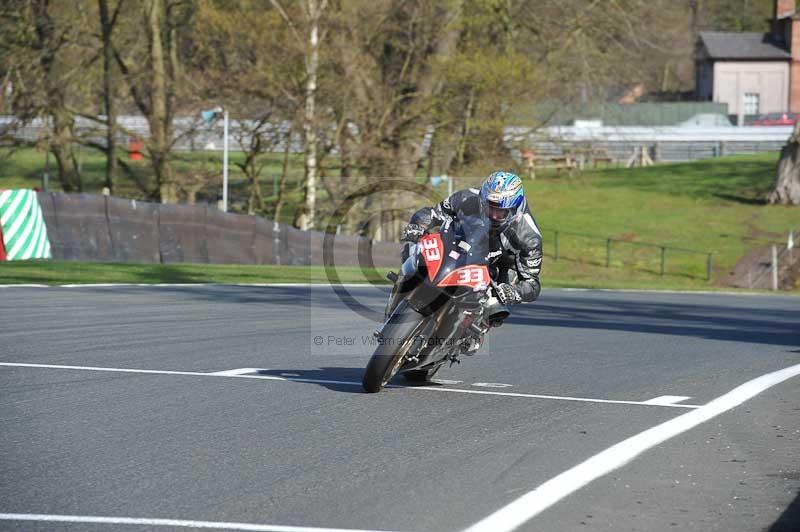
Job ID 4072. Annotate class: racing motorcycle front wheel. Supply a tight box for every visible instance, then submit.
[362,301,426,393]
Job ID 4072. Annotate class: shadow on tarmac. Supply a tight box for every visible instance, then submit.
[255,367,439,394]
[256,367,365,394]
[768,491,800,532]
[105,285,799,348]
[507,297,800,348]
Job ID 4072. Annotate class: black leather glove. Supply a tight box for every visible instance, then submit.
[401,223,425,243]
[495,283,522,305]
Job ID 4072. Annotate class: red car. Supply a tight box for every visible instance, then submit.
[749,112,797,126]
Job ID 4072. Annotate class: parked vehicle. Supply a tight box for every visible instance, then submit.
[362,212,509,393]
[749,112,797,126]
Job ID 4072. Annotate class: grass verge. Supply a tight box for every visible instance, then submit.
[0,261,390,286]
[2,151,797,290]
[0,259,788,294]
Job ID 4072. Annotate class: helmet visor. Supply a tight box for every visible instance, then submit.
[485,204,511,224]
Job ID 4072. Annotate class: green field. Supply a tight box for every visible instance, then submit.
[1,149,798,291]
[0,261,390,285]
[0,258,788,293]
[532,154,796,287]
[0,147,308,225]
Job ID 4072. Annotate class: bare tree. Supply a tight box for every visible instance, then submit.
[113,0,193,202]
[1,0,85,191]
[191,0,303,214]
[231,117,287,215]
[269,0,329,230]
[97,0,123,193]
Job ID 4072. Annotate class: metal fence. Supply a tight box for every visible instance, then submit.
[513,102,730,127]
[37,192,400,268]
[518,140,784,165]
[546,229,712,280]
[734,241,797,290]
[3,115,789,164]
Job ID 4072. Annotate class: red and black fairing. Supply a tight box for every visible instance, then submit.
[395,215,493,315]
[384,215,500,372]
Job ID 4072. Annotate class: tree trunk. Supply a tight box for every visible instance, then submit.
[247,154,263,215]
[274,128,293,224]
[147,0,174,203]
[296,0,324,230]
[770,124,800,205]
[454,86,476,170]
[50,131,83,192]
[154,155,177,203]
[98,0,118,193]
[33,0,81,192]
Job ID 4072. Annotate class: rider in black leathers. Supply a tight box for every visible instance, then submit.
[401,172,543,311]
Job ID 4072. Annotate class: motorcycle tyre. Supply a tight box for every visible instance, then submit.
[362,304,425,393]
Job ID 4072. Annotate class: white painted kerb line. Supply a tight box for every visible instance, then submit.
[0,513,397,532]
[0,363,699,409]
[463,362,800,532]
[640,395,691,406]
[209,368,260,376]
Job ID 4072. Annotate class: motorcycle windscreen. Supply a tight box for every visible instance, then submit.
[432,212,493,279]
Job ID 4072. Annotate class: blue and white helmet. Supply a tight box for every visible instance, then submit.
[479,171,526,229]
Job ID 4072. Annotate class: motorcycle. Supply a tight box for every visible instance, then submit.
[362,211,510,393]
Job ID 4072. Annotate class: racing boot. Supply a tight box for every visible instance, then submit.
[461,335,482,356]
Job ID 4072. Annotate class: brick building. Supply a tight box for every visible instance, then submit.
[696,0,800,116]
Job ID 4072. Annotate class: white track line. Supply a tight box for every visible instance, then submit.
[0,513,396,532]
[463,362,800,532]
[641,395,691,406]
[0,362,699,409]
[209,368,261,376]
[404,384,699,408]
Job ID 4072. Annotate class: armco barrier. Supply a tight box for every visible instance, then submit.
[35,192,401,268]
[283,226,312,266]
[51,194,113,261]
[252,217,277,265]
[372,240,401,268]
[106,197,160,263]
[205,207,256,264]
[157,203,209,263]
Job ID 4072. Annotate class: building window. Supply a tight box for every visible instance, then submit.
[744,93,760,115]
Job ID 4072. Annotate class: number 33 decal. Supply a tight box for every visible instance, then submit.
[422,237,441,261]
[457,267,485,284]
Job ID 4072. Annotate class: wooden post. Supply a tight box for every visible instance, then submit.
[660,247,666,276]
[707,253,712,281]
[554,231,559,261]
[643,146,653,166]
[606,238,611,267]
[772,245,779,290]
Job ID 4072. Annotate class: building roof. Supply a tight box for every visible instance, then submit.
[699,31,790,60]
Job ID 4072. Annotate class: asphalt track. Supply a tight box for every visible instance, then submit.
[1,283,799,532]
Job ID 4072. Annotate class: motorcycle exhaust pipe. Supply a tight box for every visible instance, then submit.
[485,280,510,325]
